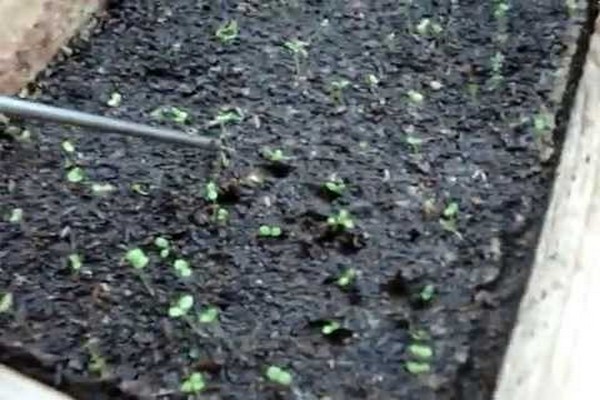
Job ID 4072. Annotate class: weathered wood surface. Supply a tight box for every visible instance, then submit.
[0,0,103,94]
[0,365,73,400]
[495,15,600,400]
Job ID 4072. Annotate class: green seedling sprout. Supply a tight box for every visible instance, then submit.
[0,292,13,314]
[490,52,505,87]
[405,360,431,374]
[443,202,459,219]
[131,183,149,196]
[88,346,109,377]
[209,108,243,129]
[174,259,192,278]
[407,90,424,104]
[324,177,346,196]
[68,254,83,272]
[533,112,553,138]
[327,209,355,231]
[213,207,229,224]
[406,136,423,153]
[151,106,189,124]
[337,268,356,287]
[181,372,206,394]
[216,20,239,43]
[419,284,435,303]
[266,365,293,386]
[198,306,219,324]
[322,321,341,335]
[107,92,122,108]
[125,248,154,295]
[169,294,194,318]
[259,225,282,238]
[284,39,309,76]
[493,1,510,19]
[67,167,85,183]
[263,148,288,163]
[329,79,350,104]
[366,74,379,89]
[440,201,460,236]
[154,236,170,258]
[205,181,219,202]
[409,329,430,342]
[408,343,434,360]
[62,140,75,153]
[415,18,443,36]
[7,208,23,223]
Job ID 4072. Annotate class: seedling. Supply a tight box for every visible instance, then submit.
[131,183,149,196]
[415,18,443,36]
[151,106,189,124]
[284,39,309,76]
[68,254,83,272]
[154,236,170,258]
[259,225,282,238]
[327,209,355,231]
[262,148,288,163]
[443,202,459,219]
[409,329,430,342]
[440,201,461,237]
[107,92,122,108]
[408,343,433,360]
[405,360,431,374]
[213,207,229,224]
[266,365,293,386]
[169,294,194,318]
[493,1,510,19]
[490,52,505,87]
[87,346,109,377]
[324,177,346,196]
[91,183,116,195]
[0,292,13,314]
[419,284,435,303]
[205,181,219,202]
[210,108,243,127]
[215,20,239,44]
[337,268,356,287]
[329,79,350,104]
[407,90,424,104]
[181,372,206,394]
[7,208,23,223]
[67,167,85,183]
[533,112,553,138]
[405,136,423,153]
[366,74,379,89]
[174,259,192,278]
[62,140,75,153]
[198,306,219,323]
[322,321,341,335]
[125,248,149,270]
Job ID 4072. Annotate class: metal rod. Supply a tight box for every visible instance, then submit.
[0,95,218,148]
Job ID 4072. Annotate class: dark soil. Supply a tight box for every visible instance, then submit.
[0,1,589,399]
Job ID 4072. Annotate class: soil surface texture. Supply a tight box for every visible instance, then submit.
[0,1,583,399]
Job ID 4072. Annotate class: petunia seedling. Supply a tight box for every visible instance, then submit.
[125,248,149,270]
[215,20,239,44]
[322,321,341,335]
[533,112,553,138]
[327,209,355,231]
[7,208,23,223]
[214,207,229,223]
[173,259,192,278]
[405,360,431,374]
[68,254,83,272]
[329,79,351,104]
[211,108,243,126]
[67,167,85,183]
[419,284,435,303]
[262,148,288,163]
[151,106,189,124]
[198,306,219,324]
[266,365,293,386]
[406,136,424,153]
[181,372,206,394]
[62,140,76,153]
[407,90,424,104]
[366,74,379,88]
[408,343,433,360]
[440,201,460,234]
[0,292,13,314]
[259,225,282,238]
[131,183,150,196]
[284,39,309,76]
[169,294,194,318]
[154,236,170,258]
[107,92,122,108]
[91,183,116,195]
[205,181,219,202]
[337,268,356,288]
[324,177,346,196]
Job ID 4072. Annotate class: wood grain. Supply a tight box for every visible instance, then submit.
[495,16,600,400]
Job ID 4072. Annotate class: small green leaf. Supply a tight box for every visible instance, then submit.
[68,254,83,271]
[154,237,169,249]
[174,259,192,278]
[337,268,356,287]
[8,208,23,223]
[366,74,379,87]
[405,360,431,374]
[199,306,219,323]
[271,226,282,237]
[160,249,170,258]
[67,167,85,183]
[151,106,189,124]
[324,178,346,195]
[443,202,459,218]
[91,183,116,195]
[205,181,219,202]
[409,329,430,341]
[213,109,243,126]
[0,292,13,313]
[322,321,341,335]
[62,140,75,153]
[266,365,293,386]
[215,207,229,222]
[169,306,184,318]
[408,343,434,360]
[181,372,205,394]
[407,90,424,104]
[131,183,149,196]
[178,294,194,311]
[419,284,435,302]
[284,39,309,57]
[215,20,239,44]
[259,225,271,237]
[125,248,149,270]
[107,92,122,108]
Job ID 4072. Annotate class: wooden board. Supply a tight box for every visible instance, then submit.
[0,0,104,94]
[0,365,73,400]
[494,15,600,400]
